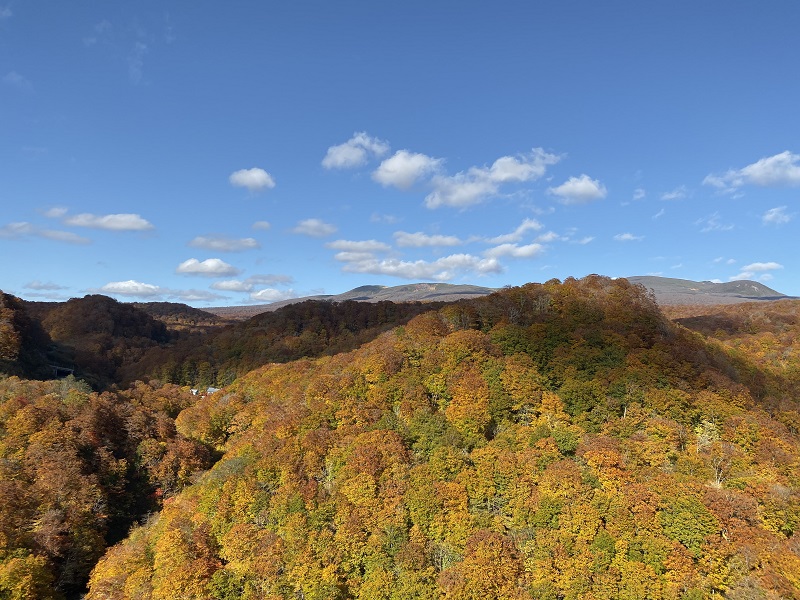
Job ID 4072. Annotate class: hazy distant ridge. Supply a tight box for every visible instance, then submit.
[627,276,786,305]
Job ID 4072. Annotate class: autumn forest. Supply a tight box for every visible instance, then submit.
[1,276,799,599]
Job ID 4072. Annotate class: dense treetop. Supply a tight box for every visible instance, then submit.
[77,276,800,599]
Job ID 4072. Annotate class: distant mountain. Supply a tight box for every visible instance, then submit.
[206,282,496,319]
[627,276,787,305]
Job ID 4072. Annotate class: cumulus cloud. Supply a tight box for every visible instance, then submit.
[632,188,646,201]
[211,273,294,293]
[2,71,32,92]
[661,185,688,201]
[252,220,272,230]
[425,149,560,209]
[742,261,783,272]
[335,252,502,281]
[64,213,154,231]
[292,218,337,237]
[613,233,644,242]
[249,288,297,303]
[229,167,276,191]
[176,258,242,277]
[326,239,392,252]
[188,235,260,252]
[373,150,443,189]
[762,206,792,226]
[393,231,464,247]
[548,174,607,205]
[210,280,253,292]
[0,221,91,244]
[425,174,496,209]
[484,243,545,259]
[729,261,783,282]
[704,151,800,193]
[322,132,390,169]
[169,289,228,303]
[42,207,68,218]
[487,218,543,244]
[98,280,162,297]
[91,280,227,303]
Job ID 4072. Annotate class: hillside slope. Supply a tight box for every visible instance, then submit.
[87,276,800,599]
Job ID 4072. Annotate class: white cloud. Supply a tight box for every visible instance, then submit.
[425,149,560,209]
[336,252,502,281]
[211,273,294,292]
[229,167,276,191]
[326,239,391,252]
[487,218,543,244]
[248,273,294,285]
[292,218,337,237]
[211,280,254,292]
[252,220,272,230]
[99,280,162,297]
[425,174,497,209]
[393,231,463,247]
[333,251,377,263]
[573,236,594,245]
[548,174,607,205]
[249,288,297,303]
[42,207,68,218]
[742,261,783,272]
[0,221,91,244]
[661,185,687,200]
[24,281,68,291]
[176,258,242,277]
[704,151,800,192]
[484,243,545,259]
[322,132,390,169]
[169,289,228,303]
[39,229,93,244]
[633,188,646,200]
[373,150,442,189]
[2,71,32,92]
[762,206,792,226]
[0,6,12,18]
[613,233,644,242]
[64,213,154,231]
[729,261,783,282]
[535,231,561,243]
[695,212,734,233]
[188,235,260,252]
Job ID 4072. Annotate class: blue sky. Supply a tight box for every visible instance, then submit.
[2,1,799,306]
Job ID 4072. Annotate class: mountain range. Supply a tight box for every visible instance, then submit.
[206,277,787,319]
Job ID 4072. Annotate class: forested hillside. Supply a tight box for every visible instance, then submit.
[80,277,800,599]
[0,377,215,598]
[118,300,446,387]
